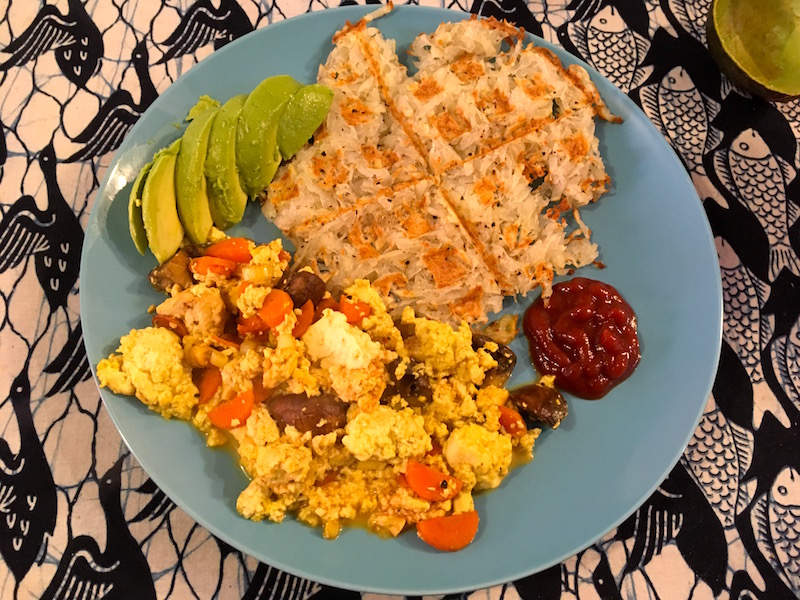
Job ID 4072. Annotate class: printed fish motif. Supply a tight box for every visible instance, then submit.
[644,0,678,38]
[769,312,800,415]
[566,5,654,93]
[716,237,790,429]
[713,129,800,282]
[667,0,713,45]
[774,98,800,167]
[639,66,727,207]
[681,394,756,528]
[751,466,800,594]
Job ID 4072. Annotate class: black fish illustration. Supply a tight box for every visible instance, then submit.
[0,145,83,318]
[751,466,800,595]
[681,394,756,528]
[43,321,91,397]
[713,129,800,282]
[567,5,653,93]
[0,0,102,88]
[65,40,158,163]
[156,0,253,65]
[770,313,800,416]
[775,98,800,167]
[639,66,727,207]
[0,356,58,588]
[717,236,790,429]
[667,0,713,45]
[616,463,728,596]
[40,454,157,600]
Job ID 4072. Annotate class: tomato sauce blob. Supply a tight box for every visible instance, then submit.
[523,277,640,399]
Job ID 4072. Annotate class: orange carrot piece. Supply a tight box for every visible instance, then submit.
[237,315,270,335]
[417,510,479,552]
[338,297,372,324]
[314,297,340,322]
[194,366,222,405]
[152,314,189,338]
[257,289,294,328]
[190,256,236,278]
[405,459,462,501]
[498,405,527,437]
[205,237,252,263]
[292,300,314,338]
[208,389,254,429]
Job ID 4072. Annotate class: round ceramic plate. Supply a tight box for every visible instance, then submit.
[81,5,722,595]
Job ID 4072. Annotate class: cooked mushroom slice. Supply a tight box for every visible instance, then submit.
[472,333,517,387]
[148,249,194,292]
[509,384,568,428]
[266,392,347,435]
[279,270,326,308]
[381,358,432,406]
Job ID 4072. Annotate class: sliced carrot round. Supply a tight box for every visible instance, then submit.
[237,315,270,336]
[417,510,479,552]
[405,459,462,501]
[205,237,252,263]
[314,297,340,322]
[498,405,527,437]
[292,300,315,338]
[339,297,372,323]
[257,289,294,328]
[190,256,236,278]
[208,389,254,429]
[194,366,222,405]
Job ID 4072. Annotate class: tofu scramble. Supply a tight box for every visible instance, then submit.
[97,237,542,550]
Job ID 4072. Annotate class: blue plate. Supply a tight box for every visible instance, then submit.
[81,5,722,595]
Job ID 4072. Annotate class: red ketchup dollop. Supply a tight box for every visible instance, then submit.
[523,277,640,399]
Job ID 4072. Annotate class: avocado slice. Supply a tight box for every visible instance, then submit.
[708,0,800,101]
[128,157,154,255]
[205,94,249,229]
[142,140,184,264]
[236,75,302,198]
[277,83,334,160]
[176,105,219,244]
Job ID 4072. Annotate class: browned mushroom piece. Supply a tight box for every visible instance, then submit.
[508,383,568,428]
[266,392,347,435]
[472,333,517,387]
[278,270,327,308]
[148,249,194,292]
[381,358,432,406]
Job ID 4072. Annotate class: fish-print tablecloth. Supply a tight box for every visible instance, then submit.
[1,0,798,598]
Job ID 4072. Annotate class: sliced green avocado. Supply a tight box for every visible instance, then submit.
[187,94,220,120]
[236,75,302,198]
[176,105,219,244]
[277,83,334,160]
[142,140,183,264]
[128,157,154,255]
[708,0,800,101]
[205,94,249,229]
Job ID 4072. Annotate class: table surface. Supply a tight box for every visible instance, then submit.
[1,1,799,599]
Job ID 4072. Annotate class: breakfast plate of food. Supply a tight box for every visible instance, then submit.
[80,4,722,594]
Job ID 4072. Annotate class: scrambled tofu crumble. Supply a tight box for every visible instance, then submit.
[98,238,541,545]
